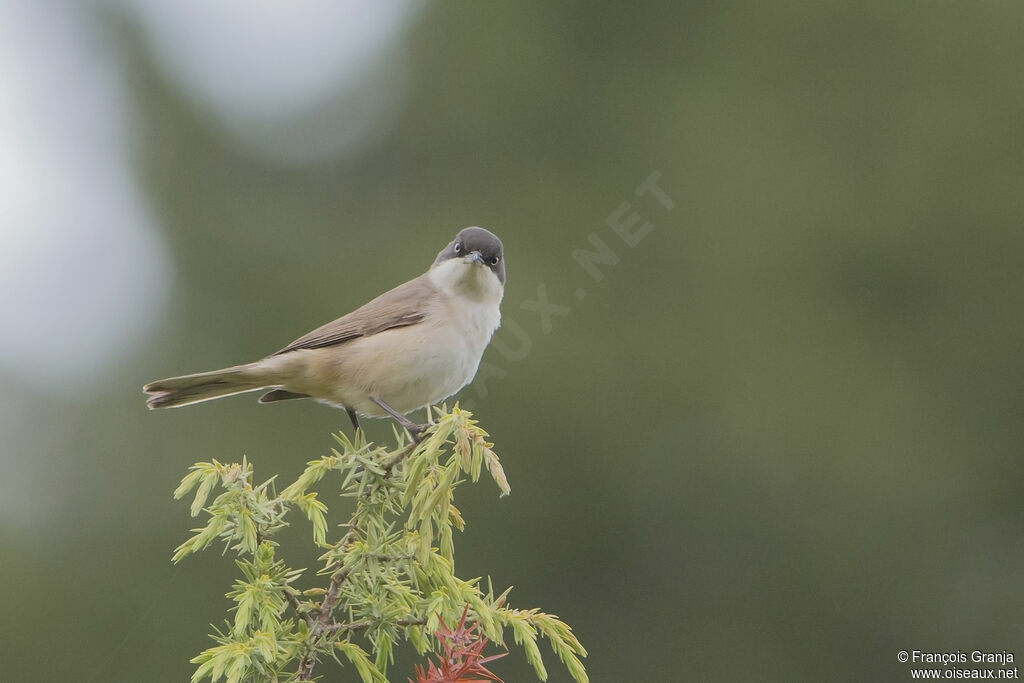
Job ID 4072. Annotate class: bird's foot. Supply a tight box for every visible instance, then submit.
[370,396,431,444]
[405,422,431,443]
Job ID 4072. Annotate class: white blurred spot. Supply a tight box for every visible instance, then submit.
[124,0,424,164]
[0,0,171,395]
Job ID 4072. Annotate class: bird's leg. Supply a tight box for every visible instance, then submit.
[346,407,361,433]
[370,396,430,442]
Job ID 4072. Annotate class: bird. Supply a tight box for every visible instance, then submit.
[143,227,505,439]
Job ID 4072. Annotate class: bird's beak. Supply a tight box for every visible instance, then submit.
[463,251,485,265]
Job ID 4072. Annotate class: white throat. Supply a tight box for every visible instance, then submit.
[429,258,504,306]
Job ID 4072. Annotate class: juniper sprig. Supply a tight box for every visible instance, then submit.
[172,406,587,683]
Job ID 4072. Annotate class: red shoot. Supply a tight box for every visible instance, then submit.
[410,606,507,683]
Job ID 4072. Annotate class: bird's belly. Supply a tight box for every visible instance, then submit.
[309,321,486,416]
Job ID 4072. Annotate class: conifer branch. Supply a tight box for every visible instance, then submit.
[172,406,587,683]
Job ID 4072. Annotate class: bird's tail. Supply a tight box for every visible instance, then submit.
[143,364,267,409]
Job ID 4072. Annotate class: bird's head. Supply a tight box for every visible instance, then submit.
[431,227,505,302]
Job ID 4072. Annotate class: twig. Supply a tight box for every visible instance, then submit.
[293,525,359,681]
[293,437,427,680]
[295,653,315,681]
[316,526,358,627]
[285,592,313,630]
[383,439,419,475]
[295,615,430,679]
[313,438,420,627]
[324,616,427,636]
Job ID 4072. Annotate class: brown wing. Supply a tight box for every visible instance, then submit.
[271,274,436,356]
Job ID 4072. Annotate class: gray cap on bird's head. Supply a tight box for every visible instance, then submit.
[434,227,505,284]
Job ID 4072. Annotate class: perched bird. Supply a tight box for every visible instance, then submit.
[144,227,505,439]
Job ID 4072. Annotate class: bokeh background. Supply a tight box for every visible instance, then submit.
[3,1,1023,680]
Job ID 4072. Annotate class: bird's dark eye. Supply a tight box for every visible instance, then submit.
[489,256,500,266]
[454,243,462,254]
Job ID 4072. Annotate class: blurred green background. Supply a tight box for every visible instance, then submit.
[3,1,1023,680]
